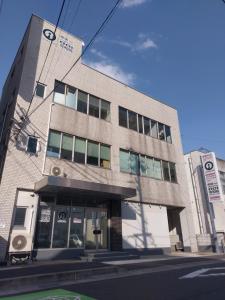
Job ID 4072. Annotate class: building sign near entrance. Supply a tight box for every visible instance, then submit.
[39,208,51,223]
[201,152,223,202]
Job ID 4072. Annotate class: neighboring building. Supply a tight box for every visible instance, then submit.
[185,150,225,252]
[0,15,197,262]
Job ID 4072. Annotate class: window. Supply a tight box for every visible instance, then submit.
[87,141,99,166]
[169,162,177,183]
[151,120,158,138]
[153,159,162,180]
[89,95,99,118]
[100,144,110,168]
[61,134,73,160]
[165,125,172,143]
[130,152,139,174]
[144,117,150,136]
[101,100,110,121]
[158,123,165,141]
[14,207,26,226]
[47,130,61,157]
[74,137,86,164]
[35,83,45,98]
[27,136,38,154]
[77,91,88,114]
[138,115,143,134]
[146,157,154,178]
[65,85,76,108]
[54,81,65,105]
[120,150,130,173]
[128,111,137,131]
[119,107,128,128]
[140,155,147,175]
[162,161,170,181]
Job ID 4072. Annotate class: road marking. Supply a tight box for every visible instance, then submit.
[180,267,225,279]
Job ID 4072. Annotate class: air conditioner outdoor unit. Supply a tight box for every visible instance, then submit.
[51,165,63,177]
[9,232,33,253]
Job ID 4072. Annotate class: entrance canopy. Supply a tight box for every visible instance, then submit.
[34,176,136,200]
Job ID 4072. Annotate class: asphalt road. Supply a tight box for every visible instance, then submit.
[64,260,225,300]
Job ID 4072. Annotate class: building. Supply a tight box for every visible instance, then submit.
[185,150,225,252]
[0,15,197,262]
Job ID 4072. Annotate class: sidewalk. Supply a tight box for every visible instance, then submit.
[0,253,224,297]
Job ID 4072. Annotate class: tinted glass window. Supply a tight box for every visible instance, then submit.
[61,134,73,160]
[47,131,61,157]
[162,161,170,181]
[77,91,88,114]
[36,83,45,98]
[144,117,150,136]
[130,152,139,174]
[74,137,86,164]
[14,207,26,226]
[100,144,110,169]
[165,125,172,143]
[119,107,128,128]
[140,155,147,175]
[54,81,65,105]
[153,159,162,179]
[128,111,137,131]
[151,120,158,138]
[101,100,110,121]
[169,162,177,183]
[120,150,130,173]
[65,85,76,108]
[87,141,99,166]
[158,123,165,141]
[138,115,143,133]
[146,156,154,178]
[89,95,99,118]
[27,136,37,154]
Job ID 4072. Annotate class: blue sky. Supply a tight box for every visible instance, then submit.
[0,0,225,157]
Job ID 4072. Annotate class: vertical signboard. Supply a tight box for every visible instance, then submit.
[201,152,223,203]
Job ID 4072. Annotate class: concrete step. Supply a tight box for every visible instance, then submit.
[92,254,140,262]
[83,251,133,258]
[81,252,140,262]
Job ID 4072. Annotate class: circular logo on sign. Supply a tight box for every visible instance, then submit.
[43,29,56,41]
[204,161,214,171]
[58,211,66,220]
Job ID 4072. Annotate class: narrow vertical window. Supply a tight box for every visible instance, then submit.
[128,111,137,131]
[100,144,110,169]
[144,117,150,136]
[153,159,162,179]
[158,123,165,141]
[47,130,61,158]
[14,207,26,226]
[162,160,170,181]
[151,120,158,138]
[77,90,88,114]
[74,137,86,164]
[165,125,172,143]
[169,162,177,183]
[140,155,147,175]
[138,115,143,134]
[146,156,154,178]
[61,134,73,160]
[120,150,130,173]
[119,107,128,128]
[100,100,110,121]
[65,85,76,109]
[54,81,65,105]
[27,136,38,154]
[87,141,99,166]
[35,83,45,98]
[130,152,139,174]
[89,95,100,118]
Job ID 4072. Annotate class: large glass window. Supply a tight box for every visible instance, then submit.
[47,131,61,158]
[162,160,170,181]
[52,206,70,248]
[169,162,177,183]
[151,120,158,138]
[74,137,86,164]
[54,81,65,105]
[61,134,73,160]
[128,111,137,131]
[165,125,172,143]
[69,207,84,248]
[153,159,162,179]
[77,90,88,114]
[65,85,76,109]
[130,152,139,174]
[89,95,99,118]
[140,155,147,175]
[101,100,110,121]
[146,156,154,178]
[119,107,128,128]
[158,123,165,141]
[144,117,150,136]
[87,141,99,166]
[120,150,130,173]
[100,144,110,169]
[138,115,143,134]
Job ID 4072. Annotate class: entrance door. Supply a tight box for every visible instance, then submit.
[85,208,108,250]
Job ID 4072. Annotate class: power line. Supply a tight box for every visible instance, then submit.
[28,0,122,119]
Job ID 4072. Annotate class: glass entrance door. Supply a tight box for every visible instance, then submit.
[85,208,108,250]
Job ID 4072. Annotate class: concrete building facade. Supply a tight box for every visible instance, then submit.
[0,15,197,262]
[185,150,225,252]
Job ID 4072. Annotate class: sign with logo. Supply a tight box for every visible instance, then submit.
[57,211,67,223]
[201,152,223,202]
[59,35,74,52]
[43,29,56,41]
[40,208,51,223]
